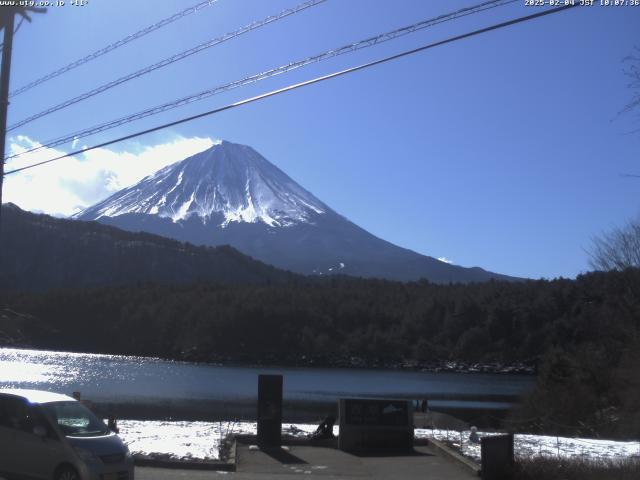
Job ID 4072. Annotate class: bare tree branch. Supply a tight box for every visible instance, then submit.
[620,46,640,117]
[589,218,640,271]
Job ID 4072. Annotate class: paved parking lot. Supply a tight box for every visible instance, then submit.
[136,467,229,478]
[3,444,476,479]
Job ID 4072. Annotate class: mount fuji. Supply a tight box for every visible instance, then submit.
[74,140,516,283]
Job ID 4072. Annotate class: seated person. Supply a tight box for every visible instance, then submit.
[107,415,119,434]
[469,426,480,444]
[312,415,336,439]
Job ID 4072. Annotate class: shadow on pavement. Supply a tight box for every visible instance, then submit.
[260,447,308,464]
[348,448,435,458]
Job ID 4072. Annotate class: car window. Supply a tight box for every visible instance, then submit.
[0,395,59,439]
[0,396,8,427]
[28,405,59,440]
[42,401,109,437]
[0,395,30,431]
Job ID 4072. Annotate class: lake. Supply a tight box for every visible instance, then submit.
[0,347,535,422]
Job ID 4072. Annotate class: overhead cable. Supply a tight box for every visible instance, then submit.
[8,0,326,132]
[9,0,221,98]
[8,0,515,159]
[5,3,579,176]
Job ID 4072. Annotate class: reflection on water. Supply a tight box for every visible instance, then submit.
[0,349,82,384]
[0,360,59,383]
[0,347,534,409]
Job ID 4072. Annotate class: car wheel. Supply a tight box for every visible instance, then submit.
[55,466,80,480]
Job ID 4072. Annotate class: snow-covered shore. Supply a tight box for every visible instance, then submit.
[117,420,323,461]
[414,428,640,463]
[115,419,640,462]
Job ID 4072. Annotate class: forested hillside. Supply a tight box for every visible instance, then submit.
[0,204,297,290]
[2,270,637,366]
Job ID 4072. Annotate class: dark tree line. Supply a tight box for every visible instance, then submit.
[1,270,637,367]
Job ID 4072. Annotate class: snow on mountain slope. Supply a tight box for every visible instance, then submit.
[75,140,520,283]
[75,141,327,228]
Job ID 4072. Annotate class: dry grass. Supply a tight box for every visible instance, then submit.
[515,456,640,480]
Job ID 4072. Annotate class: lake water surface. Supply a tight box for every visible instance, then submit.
[0,347,535,420]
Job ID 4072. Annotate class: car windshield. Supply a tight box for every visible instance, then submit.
[41,401,110,437]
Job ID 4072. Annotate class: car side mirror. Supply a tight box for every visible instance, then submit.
[33,425,47,437]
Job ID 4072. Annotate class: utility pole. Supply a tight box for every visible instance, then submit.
[0,10,16,223]
[0,6,45,235]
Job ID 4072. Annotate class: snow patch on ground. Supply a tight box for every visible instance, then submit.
[114,420,640,463]
[414,428,640,463]
[117,420,320,461]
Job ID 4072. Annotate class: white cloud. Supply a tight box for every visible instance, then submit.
[438,256,453,264]
[4,135,214,217]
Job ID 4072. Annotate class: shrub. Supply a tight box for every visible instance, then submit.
[515,456,640,480]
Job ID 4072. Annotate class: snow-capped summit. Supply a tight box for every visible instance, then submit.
[75,140,327,228]
[75,140,519,283]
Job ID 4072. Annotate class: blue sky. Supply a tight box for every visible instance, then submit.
[4,0,639,279]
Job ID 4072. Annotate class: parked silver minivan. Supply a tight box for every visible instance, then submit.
[0,389,134,480]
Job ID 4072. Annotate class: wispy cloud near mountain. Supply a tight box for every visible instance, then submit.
[4,135,214,217]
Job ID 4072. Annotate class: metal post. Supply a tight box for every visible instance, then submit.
[257,374,283,448]
[0,6,46,241]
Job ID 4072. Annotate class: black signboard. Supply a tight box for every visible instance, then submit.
[257,374,283,447]
[481,434,514,480]
[338,398,413,451]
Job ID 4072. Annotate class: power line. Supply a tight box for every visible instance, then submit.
[7,0,327,133]
[4,3,578,177]
[8,0,516,161]
[8,0,220,98]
